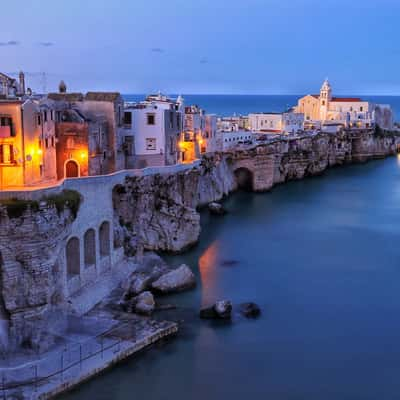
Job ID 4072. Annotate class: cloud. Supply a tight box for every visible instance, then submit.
[200,57,209,64]
[39,42,54,47]
[151,47,164,53]
[0,40,20,46]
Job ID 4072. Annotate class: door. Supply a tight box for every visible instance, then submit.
[65,160,79,178]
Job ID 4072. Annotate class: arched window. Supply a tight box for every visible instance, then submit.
[66,237,80,278]
[84,229,96,267]
[99,221,110,257]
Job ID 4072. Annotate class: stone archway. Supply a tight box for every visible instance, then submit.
[66,237,80,278]
[65,159,80,178]
[84,229,96,267]
[234,167,254,191]
[99,221,110,257]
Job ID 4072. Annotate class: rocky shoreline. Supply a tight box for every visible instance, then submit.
[0,128,399,399]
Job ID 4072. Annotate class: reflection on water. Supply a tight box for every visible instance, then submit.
[60,158,400,400]
[198,240,219,305]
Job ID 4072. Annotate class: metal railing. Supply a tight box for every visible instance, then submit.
[0,323,128,399]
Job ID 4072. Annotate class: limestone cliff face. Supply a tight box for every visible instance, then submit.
[0,204,74,350]
[113,155,236,253]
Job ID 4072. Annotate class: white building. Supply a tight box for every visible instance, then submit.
[123,93,184,168]
[217,130,254,151]
[295,79,393,130]
[248,112,304,134]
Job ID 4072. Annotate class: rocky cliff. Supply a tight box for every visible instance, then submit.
[0,129,398,352]
[112,153,236,254]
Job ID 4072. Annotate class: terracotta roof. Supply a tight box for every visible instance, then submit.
[85,92,121,102]
[331,97,363,102]
[47,93,84,102]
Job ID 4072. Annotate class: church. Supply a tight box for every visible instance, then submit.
[295,80,393,130]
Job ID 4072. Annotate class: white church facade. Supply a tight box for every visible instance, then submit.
[295,80,393,130]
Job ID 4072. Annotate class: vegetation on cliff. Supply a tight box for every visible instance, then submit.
[0,189,81,219]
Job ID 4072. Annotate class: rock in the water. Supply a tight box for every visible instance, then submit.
[208,202,227,215]
[240,302,261,318]
[200,300,232,319]
[123,272,152,298]
[214,300,232,318]
[151,264,196,294]
[133,291,155,315]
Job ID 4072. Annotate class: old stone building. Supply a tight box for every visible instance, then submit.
[45,82,123,178]
[0,71,25,99]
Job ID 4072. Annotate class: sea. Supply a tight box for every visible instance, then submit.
[60,95,400,400]
[124,94,400,120]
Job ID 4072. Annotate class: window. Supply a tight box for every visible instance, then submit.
[124,111,132,126]
[147,113,155,125]
[51,136,55,147]
[0,117,11,126]
[146,138,156,150]
[45,138,49,148]
[170,137,175,154]
[37,115,41,126]
[177,114,180,129]
[44,111,47,122]
[50,110,54,120]
[360,106,363,112]
[322,100,325,106]
[0,144,14,164]
[169,112,173,128]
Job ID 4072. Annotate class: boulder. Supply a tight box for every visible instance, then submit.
[123,272,152,298]
[133,291,155,315]
[151,264,196,294]
[200,300,232,320]
[214,300,232,319]
[240,302,261,318]
[208,202,227,216]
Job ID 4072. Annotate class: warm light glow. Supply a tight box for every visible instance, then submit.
[80,152,87,159]
[198,138,203,145]
[37,149,43,156]
[178,141,185,149]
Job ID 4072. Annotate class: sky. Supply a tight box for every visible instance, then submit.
[1,0,400,95]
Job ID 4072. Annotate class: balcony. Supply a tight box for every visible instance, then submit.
[0,126,11,138]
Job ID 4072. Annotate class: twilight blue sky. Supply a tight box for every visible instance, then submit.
[1,0,400,95]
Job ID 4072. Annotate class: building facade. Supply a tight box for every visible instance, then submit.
[295,79,393,129]
[249,112,304,134]
[123,94,183,168]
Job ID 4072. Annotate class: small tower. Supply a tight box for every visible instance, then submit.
[18,71,25,95]
[59,80,67,93]
[319,79,332,121]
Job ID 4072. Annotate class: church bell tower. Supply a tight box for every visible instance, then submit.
[319,79,332,121]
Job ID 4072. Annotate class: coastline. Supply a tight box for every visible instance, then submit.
[0,128,399,399]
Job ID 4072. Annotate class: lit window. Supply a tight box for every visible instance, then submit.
[0,144,14,164]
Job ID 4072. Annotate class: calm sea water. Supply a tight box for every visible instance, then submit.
[60,96,400,400]
[124,94,400,120]
[61,158,400,400]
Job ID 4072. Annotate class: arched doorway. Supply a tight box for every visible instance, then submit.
[99,221,110,257]
[84,229,96,267]
[65,160,79,178]
[234,167,253,191]
[66,237,80,278]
